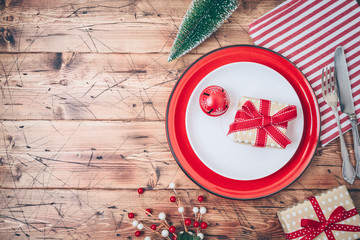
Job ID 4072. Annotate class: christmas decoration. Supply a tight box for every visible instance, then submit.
[228,96,297,149]
[126,182,208,239]
[199,85,230,116]
[138,187,145,194]
[168,0,240,61]
[278,186,360,240]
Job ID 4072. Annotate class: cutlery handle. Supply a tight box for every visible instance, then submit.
[339,134,355,184]
[349,114,360,177]
[333,107,355,184]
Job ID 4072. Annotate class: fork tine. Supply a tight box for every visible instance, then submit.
[324,67,329,94]
[330,67,335,91]
[326,67,331,94]
[321,68,326,96]
[333,67,338,92]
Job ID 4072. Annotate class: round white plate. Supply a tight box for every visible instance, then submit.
[185,62,304,180]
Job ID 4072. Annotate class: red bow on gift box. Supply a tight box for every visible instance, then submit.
[227,99,297,148]
[285,196,360,240]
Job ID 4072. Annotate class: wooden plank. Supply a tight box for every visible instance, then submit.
[1,188,358,239]
[0,52,198,120]
[0,120,360,191]
[0,0,284,53]
[0,120,188,189]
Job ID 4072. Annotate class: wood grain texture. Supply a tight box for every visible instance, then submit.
[1,0,360,239]
[0,0,283,53]
[0,52,195,120]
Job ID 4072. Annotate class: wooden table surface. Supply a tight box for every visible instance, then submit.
[1,0,360,239]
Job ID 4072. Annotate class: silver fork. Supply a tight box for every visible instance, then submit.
[321,67,355,184]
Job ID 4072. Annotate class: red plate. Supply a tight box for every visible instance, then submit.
[166,45,320,199]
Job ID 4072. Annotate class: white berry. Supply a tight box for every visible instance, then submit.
[158,212,166,220]
[193,207,199,213]
[178,206,184,213]
[144,237,151,240]
[137,223,144,230]
[161,230,169,237]
[188,231,194,235]
[169,182,175,188]
[200,207,207,214]
[132,220,139,227]
[197,233,204,239]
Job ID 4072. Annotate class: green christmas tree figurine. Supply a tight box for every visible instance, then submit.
[168,0,239,62]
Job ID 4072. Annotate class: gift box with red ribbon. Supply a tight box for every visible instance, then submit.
[227,96,297,149]
[278,186,360,240]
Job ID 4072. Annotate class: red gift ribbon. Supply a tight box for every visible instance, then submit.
[227,99,297,148]
[285,196,360,240]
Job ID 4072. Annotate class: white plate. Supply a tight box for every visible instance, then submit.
[185,62,304,180]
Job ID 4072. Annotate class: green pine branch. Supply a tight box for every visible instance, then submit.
[168,0,239,61]
[178,232,201,240]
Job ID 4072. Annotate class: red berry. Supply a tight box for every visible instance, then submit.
[145,208,151,214]
[170,196,176,202]
[172,237,177,240]
[184,218,192,226]
[135,231,141,237]
[138,188,144,194]
[128,212,134,219]
[169,226,176,233]
[198,196,204,202]
[193,221,200,228]
[200,222,208,229]
[151,224,157,230]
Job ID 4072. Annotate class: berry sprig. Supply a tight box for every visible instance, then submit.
[127,187,176,240]
[168,182,207,239]
[126,184,207,240]
[197,196,207,224]
[128,188,161,239]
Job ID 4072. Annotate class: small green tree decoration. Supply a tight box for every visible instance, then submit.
[168,0,239,61]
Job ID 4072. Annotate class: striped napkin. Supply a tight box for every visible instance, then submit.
[248,0,360,146]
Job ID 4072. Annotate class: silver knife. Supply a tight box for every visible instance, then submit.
[334,46,360,177]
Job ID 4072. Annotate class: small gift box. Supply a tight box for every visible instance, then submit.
[227,96,297,149]
[278,186,360,240]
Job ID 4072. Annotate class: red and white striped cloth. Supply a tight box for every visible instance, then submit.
[248,0,360,146]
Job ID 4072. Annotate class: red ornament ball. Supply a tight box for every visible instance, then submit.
[145,208,151,214]
[169,226,176,233]
[199,85,230,116]
[184,218,192,226]
[193,221,200,228]
[200,222,208,229]
[128,212,134,219]
[150,224,157,230]
[137,187,144,194]
[135,231,141,237]
[198,195,204,202]
[170,196,176,202]
[172,237,177,240]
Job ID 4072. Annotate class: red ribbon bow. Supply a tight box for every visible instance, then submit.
[227,99,297,148]
[285,196,360,240]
